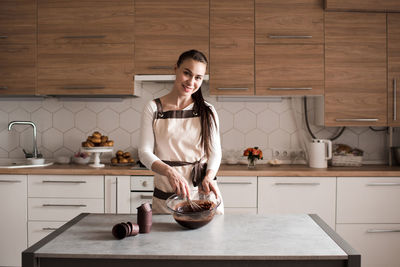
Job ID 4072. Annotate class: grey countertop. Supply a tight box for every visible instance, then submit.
[34,213,347,260]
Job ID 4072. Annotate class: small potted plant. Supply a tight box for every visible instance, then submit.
[243,147,263,168]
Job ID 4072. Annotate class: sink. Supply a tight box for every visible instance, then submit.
[0,158,53,169]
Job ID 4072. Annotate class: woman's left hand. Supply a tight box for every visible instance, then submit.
[200,173,218,198]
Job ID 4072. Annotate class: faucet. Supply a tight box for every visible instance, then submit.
[8,121,42,158]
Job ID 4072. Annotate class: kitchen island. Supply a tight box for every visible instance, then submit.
[23,213,360,267]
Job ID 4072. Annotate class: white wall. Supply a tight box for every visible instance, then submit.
[0,82,389,164]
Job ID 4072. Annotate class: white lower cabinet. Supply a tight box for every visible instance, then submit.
[0,175,27,267]
[217,176,257,214]
[27,175,104,248]
[28,221,65,246]
[336,223,400,267]
[105,176,131,214]
[258,177,336,229]
[337,177,400,267]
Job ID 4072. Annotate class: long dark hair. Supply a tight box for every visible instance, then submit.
[176,50,217,158]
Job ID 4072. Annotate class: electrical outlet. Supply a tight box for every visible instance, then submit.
[272,149,306,164]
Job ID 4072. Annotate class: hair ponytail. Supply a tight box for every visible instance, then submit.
[176,49,216,158]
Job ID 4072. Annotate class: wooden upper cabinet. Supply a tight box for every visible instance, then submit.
[37,0,135,96]
[256,0,324,44]
[135,0,209,74]
[388,14,400,126]
[38,0,134,45]
[210,0,254,96]
[0,0,36,96]
[0,45,36,95]
[256,44,324,95]
[325,12,387,126]
[325,0,400,12]
[0,0,36,44]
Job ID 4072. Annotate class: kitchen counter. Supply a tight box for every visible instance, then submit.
[2,163,400,176]
[22,213,360,267]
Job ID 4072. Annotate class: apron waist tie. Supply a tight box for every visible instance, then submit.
[153,187,174,200]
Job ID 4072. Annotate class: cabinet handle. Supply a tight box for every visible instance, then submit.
[42,180,86,184]
[394,79,397,121]
[42,204,87,207]
[0,36,8,39]
[269,87,312,90]
[217,87,249,90]
[42,227,58,231]
[213,44,237,48]
[335,118,378,122]
[217,181,253,185]
[140,195,153,199]
[274,182,320,186]
[63,86,105,90]
[367,229,400,233]
[366,182,400,186]
[268,35,312,39]
[62,35,106,39]
[0,86,8,90]
[149,66,173,70]
[0,179,22,183]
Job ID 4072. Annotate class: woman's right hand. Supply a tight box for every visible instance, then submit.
[166,167,190,198]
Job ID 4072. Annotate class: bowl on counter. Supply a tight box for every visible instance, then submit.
[166,191,221,229]
[72,156,90,165]
[27,157,45,165]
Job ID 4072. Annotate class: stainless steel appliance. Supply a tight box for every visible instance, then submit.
[130,176,154,214]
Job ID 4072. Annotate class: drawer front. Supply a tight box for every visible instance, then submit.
[28,198,104,221]
[217,176,257,208]
[28,221,65,246]
[258,177,336,229]
[130,176,154,191]
[28,175,103,198]
[337,177,400,223]
[336,223,400,267]
[130,191,153,214]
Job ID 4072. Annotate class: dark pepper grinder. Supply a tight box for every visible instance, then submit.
[137,203,152,233]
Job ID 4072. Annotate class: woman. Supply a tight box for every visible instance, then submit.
[139,49,223,214]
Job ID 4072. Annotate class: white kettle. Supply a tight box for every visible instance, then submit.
[308,139,332,168]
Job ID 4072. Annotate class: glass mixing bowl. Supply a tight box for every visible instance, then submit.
[165,191,221,229]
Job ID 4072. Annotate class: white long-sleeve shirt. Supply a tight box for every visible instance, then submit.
[138,100,222,173]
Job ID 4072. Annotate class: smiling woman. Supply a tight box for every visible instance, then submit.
[138,50,224,214]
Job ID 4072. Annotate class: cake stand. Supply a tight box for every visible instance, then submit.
[80,147,113,168]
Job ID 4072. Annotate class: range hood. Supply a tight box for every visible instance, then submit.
[134,74,209,96]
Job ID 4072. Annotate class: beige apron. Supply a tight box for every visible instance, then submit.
[151,98,223,214]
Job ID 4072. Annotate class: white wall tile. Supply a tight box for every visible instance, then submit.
[75,109,96,133]
[42,128,63,152]
[64,128,85,152]
[97,108,119,133]
[222,129,245,150]
[8,109,29,132]
[0,110,8,132]
[218,109,234,134]
[53,109,74,133]
[42,98,63,113]
[0,100,19,112]
[120,108,141,133]
[31,108,52,131]
[280,110,297,134]
[63,100,86,113]
[109,128,131,151]
[0,129,19,151]
[269,129,291,149]
[234,109,256,133]
[257,109,279,133]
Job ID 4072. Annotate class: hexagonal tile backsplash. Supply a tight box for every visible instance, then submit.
[0,83,390,164]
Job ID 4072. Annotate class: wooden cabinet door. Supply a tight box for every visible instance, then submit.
[325,12,387,126]
[256,44,324,95]
[0,0,36,44]
[256,0,324,45]
[135,0,209,74]
[38,0,134,45]
[0,175,27,266]
[37,0,135,95]
[210,0,254,95]
[0,45,36,95]
[37,43,134,95]
[325,0,400,12]
[388,14,400,127]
